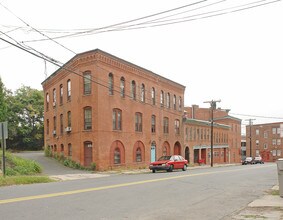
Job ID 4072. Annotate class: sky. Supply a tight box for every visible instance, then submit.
[0,0,282,132]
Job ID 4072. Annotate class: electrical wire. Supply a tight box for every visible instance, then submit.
[0,1,77,55]
[19,0,282,43]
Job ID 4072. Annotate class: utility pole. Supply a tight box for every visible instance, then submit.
[204,99,221,167]
[246,119,256,157]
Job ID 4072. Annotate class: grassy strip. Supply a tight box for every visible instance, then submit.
[0,176,55,187]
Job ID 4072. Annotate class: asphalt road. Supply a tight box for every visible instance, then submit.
[13,151,92,175]
[0,156,278,220]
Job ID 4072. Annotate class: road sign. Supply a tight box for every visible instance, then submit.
[0,121,8,139]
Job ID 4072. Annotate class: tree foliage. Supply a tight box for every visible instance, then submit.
[0,81,44,150]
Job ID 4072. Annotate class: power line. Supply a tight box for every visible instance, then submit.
[0,1,77,55]
[20,0,281,42]
[230,112,283,120]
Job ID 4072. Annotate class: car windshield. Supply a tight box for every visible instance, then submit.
[157,156,172,161]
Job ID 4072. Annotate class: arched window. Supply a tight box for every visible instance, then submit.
[151,115,156,133]
[136,147,142,162]
[46,93,49,111]
[173,95,176,110]
[160,90,164,107]
[120,77,125,98]
[151,87,155,105]
[83,71,91,95]
[60,114,63,134]
[60,144,64,156]
[131,80,136,100]
[163,146,167,156]
[67,111,71,127]
[108,73,114,95]
[112,108,122,130]
[67,79,71,101]
[114,148,121,164]
[68,143,72,157]
[166,93,170,108]
[175,119,180,134]
[53,88,56,107]
[179,96,182,111]
[84,107,92,130]
[163,117,169,134]
[135,112,142,132]
[46,119,49,135]
[140,83,145,102]
[60,84,63,105]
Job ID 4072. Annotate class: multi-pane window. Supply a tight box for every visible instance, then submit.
[264,131,268,138]
[53,89,56,107]
[53,116,56,134]
[136,147,142,162]
[151,87,156,105]
[175,119,180,134]
[163,117,169,134]
[166,93,170,108]
[135,112,142,132]
[255,129,259,135]
[140,83,145,102]
[256,139,259,146]
[131,80,136,100]
[277,128,281,134]
[60,114,63,134]
[67,111,71,127]
[173,95,176,110]
[67,79,71,101]
[120,77,125,98]
[83,71,92,95]
[60,84,63,105]
[84,107,92,130]
[162,146,167,156]
[277,139,281,145]
[114,148,121,164]
[109,73,114,95]
[46,93,49,111]
[160,90,164,107]
[272,139,276,145]
[151,115,156,133]
[272,128,276,134]
[68,143,72,157]
[113,108,122,130]
[46,119,49,135]
[178,96,182,111]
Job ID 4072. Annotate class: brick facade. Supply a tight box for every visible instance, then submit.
[42,49,185,171]
[183,105,242,165]
[246,122,283,162]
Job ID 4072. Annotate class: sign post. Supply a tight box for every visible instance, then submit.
[0,122,8,177]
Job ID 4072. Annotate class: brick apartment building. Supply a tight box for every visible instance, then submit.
[183,105,242,164]
[42,49,185,171]
[246,122,283,162]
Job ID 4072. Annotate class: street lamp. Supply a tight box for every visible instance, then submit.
[204,99,221,167]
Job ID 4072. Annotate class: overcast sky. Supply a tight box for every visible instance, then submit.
[0,0,282,131]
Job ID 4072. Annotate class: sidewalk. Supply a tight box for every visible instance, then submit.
[228,185,283,220]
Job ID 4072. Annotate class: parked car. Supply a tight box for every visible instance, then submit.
[242,157,254,165]
[149,155,188,173]
[253,156,264,164]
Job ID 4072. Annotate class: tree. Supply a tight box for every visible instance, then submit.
[7,86,44,150]
[0,77,8,122]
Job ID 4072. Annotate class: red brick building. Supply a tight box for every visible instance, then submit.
[42,49,185,171]
[183,105,242,165]
[246,122,283,162]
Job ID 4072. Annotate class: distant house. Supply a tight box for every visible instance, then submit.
[246,122,283,162]
[183,105,242,165]
[42,49,186,170]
